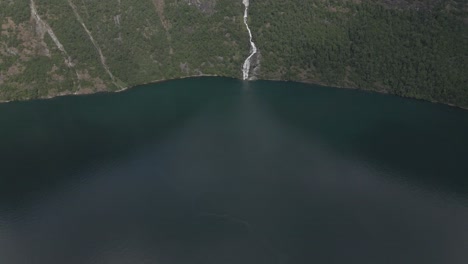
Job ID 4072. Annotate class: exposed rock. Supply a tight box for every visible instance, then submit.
[179,62,190,74]
[7,63,24,76]
[184,0,216,14]
[250,50,261,80]
[378,0,444,10]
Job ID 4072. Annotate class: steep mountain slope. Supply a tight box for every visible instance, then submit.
[0,0,467,107]
[250,0,468,107]
[0,0,247,100]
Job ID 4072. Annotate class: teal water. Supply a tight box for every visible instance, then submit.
[0,77,467,263]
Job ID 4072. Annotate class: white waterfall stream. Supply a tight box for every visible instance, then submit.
[241,0,257,80]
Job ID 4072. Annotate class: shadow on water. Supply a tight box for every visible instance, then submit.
[253,80,468,200]
[1,77,467,264]
[0,77,237,209]
[0,78,278,264]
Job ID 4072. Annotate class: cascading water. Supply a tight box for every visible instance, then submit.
[242,0,257,80]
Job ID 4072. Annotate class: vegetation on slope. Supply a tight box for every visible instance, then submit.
[0,0,247,101]
[0,0,467,108]
[250,0,468,107]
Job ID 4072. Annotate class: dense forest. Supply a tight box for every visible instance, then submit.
[0,0,467,107]
[250,0,468,107]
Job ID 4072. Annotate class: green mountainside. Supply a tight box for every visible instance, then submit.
[1,0,467,107]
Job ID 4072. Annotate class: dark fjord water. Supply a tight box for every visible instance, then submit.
[0,77,468,264]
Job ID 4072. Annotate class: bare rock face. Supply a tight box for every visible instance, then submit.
[378,0,444,10]
[179,62,190,74]
[1,16,50,60]
[250,50,261,80]
[184,0,216,14]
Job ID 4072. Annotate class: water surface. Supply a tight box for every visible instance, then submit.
[0,77,467,264]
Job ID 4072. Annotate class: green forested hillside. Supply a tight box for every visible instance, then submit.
[0,0,467,107]
[250,0,468,107]
[0,0,248,100]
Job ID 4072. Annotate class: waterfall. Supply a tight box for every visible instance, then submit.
[242,0,257,80]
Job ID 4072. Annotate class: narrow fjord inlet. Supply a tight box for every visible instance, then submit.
[0,78,467,263]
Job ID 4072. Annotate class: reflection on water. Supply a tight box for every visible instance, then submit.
[0,77,467,264]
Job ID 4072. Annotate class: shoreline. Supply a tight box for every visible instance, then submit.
[0,75,466,111]
[0,74,223,104]
[271,78,468,111]
[115,74,223,93]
